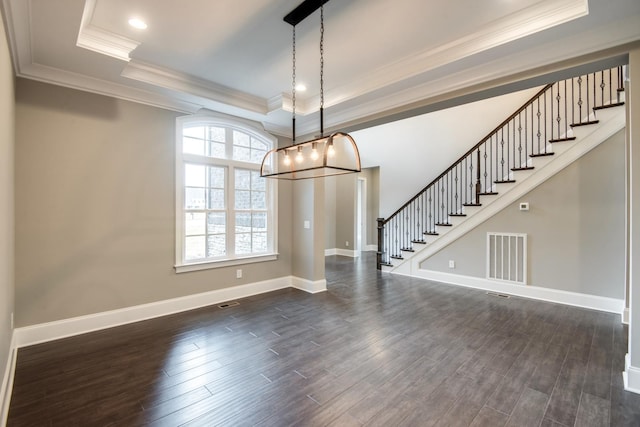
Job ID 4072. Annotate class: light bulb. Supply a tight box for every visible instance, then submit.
[327,142,336,158]
[310,143,319,160]
[283,151,291,165]
[296,146,304,163]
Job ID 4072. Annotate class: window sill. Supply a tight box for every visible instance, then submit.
[175,253,279,273]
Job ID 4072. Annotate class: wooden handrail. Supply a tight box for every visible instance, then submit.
[383,83,553,225]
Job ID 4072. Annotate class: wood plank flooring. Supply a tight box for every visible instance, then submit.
[7,253,640,426]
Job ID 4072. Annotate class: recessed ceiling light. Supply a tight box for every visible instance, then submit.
[295,83,307,92]
[128,18,147,30]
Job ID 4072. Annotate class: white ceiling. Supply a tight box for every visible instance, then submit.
[2,0,639,137]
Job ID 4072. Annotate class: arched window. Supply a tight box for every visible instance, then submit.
[175,113,277,272]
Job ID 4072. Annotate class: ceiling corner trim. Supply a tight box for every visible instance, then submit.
[122,60,269,115]
[76,0,139,62]
[2,0,35,74]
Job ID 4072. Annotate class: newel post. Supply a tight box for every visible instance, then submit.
[376,218,385,270]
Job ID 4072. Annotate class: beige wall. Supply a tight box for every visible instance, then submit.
[324,176,336,250]
[359,167,380,247]
[14,79,293,326]
[292,179,324,281]
[421,129,626,300]
[324,168,379,252]
[0,14,15,384]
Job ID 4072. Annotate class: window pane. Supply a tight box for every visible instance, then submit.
[234,131,250,147]
[235,233,251,255]
[235,213,251,233]
[233,146,251,162]
[251,171,266,191]
[185,164,205,187]
[183,137,204,155]
[208,141,226,158]
[235,169,251,190]
[207,235,226,257]
[207,212,226,234]
[250,149,266,164]
[251,137,268,151]
[185,212,205,235]
[253,232,267,253]
[185,236,205,260]
[252,191,266,210]
[185,187,205,209]
[209,126,225,143]
[208,189,225,209]
[235,190,251,209]
[208,167,225,188]
[252,212,267,232]
[184,126,204,139]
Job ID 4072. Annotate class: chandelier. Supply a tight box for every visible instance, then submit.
[260,0,361,180]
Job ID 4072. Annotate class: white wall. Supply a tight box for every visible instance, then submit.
[353,87,542,218]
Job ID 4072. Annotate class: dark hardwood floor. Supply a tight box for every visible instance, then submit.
[7,253,640,426]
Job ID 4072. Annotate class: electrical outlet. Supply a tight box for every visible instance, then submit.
[449,260,455,269]
[236,269,242,279]
[346,241,349,247]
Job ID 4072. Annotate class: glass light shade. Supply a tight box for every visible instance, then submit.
[261,132,361,179]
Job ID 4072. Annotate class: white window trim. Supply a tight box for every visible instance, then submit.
[175,111,278,273]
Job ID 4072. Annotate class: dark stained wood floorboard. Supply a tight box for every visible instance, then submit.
[7,253,640,426]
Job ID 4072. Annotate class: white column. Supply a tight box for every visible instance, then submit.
[625,48,640,394]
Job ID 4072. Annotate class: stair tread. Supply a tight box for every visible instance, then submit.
[401,248,414,252]
[549,137,576,143]
[571,120,599,127]
[412,240,426,244]
[462,203,482,207]
[424,231,439,236]
[390,256,403,260]
[494,180,516,184]
[530,152,554,158]
[512,166,534,171]
[479,192,498,196]
[593,102,625,110]
[435,222,452,226]
[449,213,467,217]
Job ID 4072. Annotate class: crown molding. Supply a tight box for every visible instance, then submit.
[76,0,139,62]
[122,60,269,115]
[18,62,200,113]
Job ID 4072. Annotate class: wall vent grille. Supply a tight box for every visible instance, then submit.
[486,232,527,285]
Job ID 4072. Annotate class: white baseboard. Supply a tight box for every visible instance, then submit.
[365,245,378,252]
[623,307,630,325]
[407,269,624,314]
[624,353,640,395]
[1,332,16,426]
[291,277,327,294]
[14,276,298,348]
[325,248,359,257]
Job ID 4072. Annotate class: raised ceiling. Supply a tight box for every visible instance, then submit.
[2,0,640,136]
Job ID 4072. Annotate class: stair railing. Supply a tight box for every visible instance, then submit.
[377,66,625,269]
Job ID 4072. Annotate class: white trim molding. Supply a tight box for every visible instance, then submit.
[291,277,327,294]
[405,269,625,315]
[624,354,640,395]
[325,248,359,257]
[623,307,630,325]
[14,277,310,348]
[365,245,378,252]
[1,332,17,426]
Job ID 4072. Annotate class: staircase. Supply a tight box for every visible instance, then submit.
[377,66,626,274]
